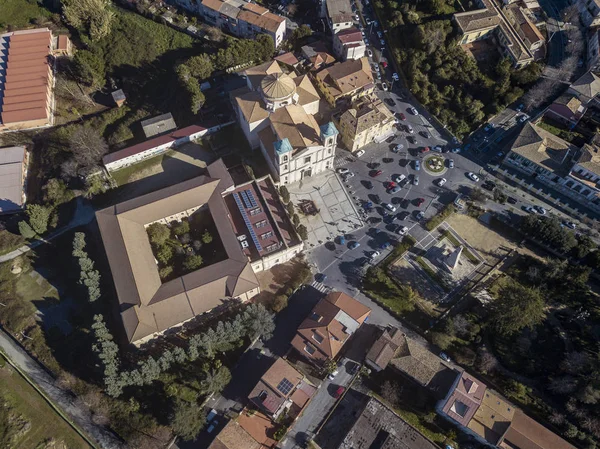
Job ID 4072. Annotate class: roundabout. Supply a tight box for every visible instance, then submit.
[423,154,447,176]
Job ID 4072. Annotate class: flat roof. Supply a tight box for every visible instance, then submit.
[0,146,26,213]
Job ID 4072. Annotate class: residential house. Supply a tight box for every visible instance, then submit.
[291,291,371,365]
[567,71,600,106]
[326,0,354,33]
[438,370,576,449]
[97,159,303,344]
[300,42,336,70]
[0,28,56,132]
[365,326,405,372]
[545,94,586,128]
[314,57,374,107]
[317,388,440,449]
[173,0,287,47]
[453,0,543,68]
[274,52,300,70]
[141,113,177,138]
[248,358,316,420]
[233,60,335,185]
[338,94,395,152]
[333,27,366,61]
[0,146,29,214]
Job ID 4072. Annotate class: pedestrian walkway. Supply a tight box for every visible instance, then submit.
[311,281,329,293]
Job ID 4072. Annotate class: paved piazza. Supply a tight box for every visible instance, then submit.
[289,172,362,249]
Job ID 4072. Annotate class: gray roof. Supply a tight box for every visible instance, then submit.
[140,113,177,138]
[389,335,445,386]
[0,146,26,213]
[340,396,439,449]
[570,71,600,101]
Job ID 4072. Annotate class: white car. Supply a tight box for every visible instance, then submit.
[327,368,339,380]
[392,174,406,183]
[356,149,366,157]
[436,178,447,187]
[337,167,349,174]
[377,31,383,38]
[383,203,396,212]
[518,114,529,123]
[369,250,381,260]
[409,107,419,115]
[381,83,388,91]
[397,225,409,236]
[372,64,380,72]
[467,172,479,182]
[367,49,373,58]
[343,172,355,179]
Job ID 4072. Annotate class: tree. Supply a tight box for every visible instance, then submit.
[18,221,36,239]
[170,399,206,441]
[147,223,171,246]
[187,54,214,80]
[292,214,300,227]
[286,201,295,216]
[256,34,275,62]
[156,245,174,265]
[43,178,75,207]
[201,230,213,244]
[323,360,337,375]
[159,266,173,279]
[183,254,203,271]
[271,295,288,312]
[62,0,115,41]
[66,125,109,177]
[381,381,400,407]
[574,234,596,259]
[200,366,232,395]
[430,331,453,350]
[26,204,51,235]
[279,186,290,204]
[242,304,275,341]
[72,50,105,89]
[91,314,122,397]
[469,187,488,203]
[296,224,308,241]
[491,279,545,335]
[173,221,190,236]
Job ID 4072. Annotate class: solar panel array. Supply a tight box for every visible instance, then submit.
[246,189,258,208]
[277,378,294,396]
[233,193,263,252]
[240,190,252,209]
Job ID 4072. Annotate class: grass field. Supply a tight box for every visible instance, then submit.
[0,0,52,32]
[0,355,90,448]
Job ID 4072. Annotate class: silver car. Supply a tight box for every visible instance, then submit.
[413,175,419,185]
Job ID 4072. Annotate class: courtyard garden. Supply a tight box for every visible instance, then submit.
[146,209,227,281]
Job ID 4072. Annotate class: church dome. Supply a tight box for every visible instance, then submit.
[260,72,297,102]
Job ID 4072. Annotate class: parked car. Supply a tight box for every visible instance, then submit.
[381,61,388,68]
[409,107,419,115]
[534,205,547,215]
[436,178,447,187]
[207,409,218,423]
[397,112,406,120]
[439,352,451,362]
[380,39,385,47]
[338,235,346,245]
[415,197,425,207]
[364,180,374,190]
[448,159,454,168]
[377,30,383,38]
[397,225,409,236]
[388,185,401,194]
[523,205,536,214]
[381,82,388,91]
[342,172,355,179]
[337,167,349,174]
[392,72,399,81]
[432,145,442,153]
[405,124,414,134]
[384,203,397,212]
[380,241,391,250]
[518,113,529,123]
[372,194,381,204]
[356,149,366,157]
[467,172,479,182]
[370,250,381,259]
[371,169,383,177]
[563,221,577,229]
[414,160,421,171]
[420,147,430,154]
[372,63,380,72]
[328,368,339,380]
[407,136,417,144]
[507,196,517,204]
[413,175,419,185]
[416,211,425,220]
[349,241,361,249]
[451,147,461,153]
[392,144,404,153]
[334,386,346,398]
[484,123,495,132]
[367,49,373,57]
[420,130,431,139]
[392,174,406,183]
[482,180,496,191]
[207,420,219,433]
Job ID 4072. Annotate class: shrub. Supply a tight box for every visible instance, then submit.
[183,254,203,271]
[271,295,288,312]
[202,230,213,244]
[425,204,456,231]
[173,220,190,236]
[279,186,290,203]
[296,224,308,241]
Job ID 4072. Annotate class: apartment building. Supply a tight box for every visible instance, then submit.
[333,26,366,61]
[314,57,374,107]
[338,94,395,152]
[326,0,354,33]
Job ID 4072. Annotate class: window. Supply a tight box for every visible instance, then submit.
[312,331,324,344]
[304,344,316,355]
[283,165,288,171]
[261,231,273,240]
[282,155,288,163]
[266,243,279,252]
[304,156,311,164]
[256,220,268,228]
[249,207,262,216]
[328,148,332,154]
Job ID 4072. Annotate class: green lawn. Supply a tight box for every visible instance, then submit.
[0,0,52,32]
[0,355,91,449]
[110,150,174,186]
[15,267,59,303]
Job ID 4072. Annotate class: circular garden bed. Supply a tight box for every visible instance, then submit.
[424,155,446,174]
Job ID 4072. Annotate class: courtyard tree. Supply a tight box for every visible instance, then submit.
[201,230,213,244]
[183,254,203,271]
[491,279,545,336]
[173,220,190,236]
[147,223,171,246]
[156,245,174,265]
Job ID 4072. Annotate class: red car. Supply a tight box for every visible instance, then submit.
[382,61,388,68]
[398,113,406,120]
[385,181,397,189]
[415,198,425,207]
[334,386,346,399]
[371,170,383,177]
[420,147,430,153]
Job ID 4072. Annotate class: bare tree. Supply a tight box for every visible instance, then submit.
[560,351,590,374]
[477,347,499,374]
[69,126,108,170]
[55,74,94,109]
[549,411,566,426]
[452,315,471,338]
[206,26,223,42]
[381,380,401,407]
[548,375,578,394]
